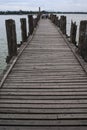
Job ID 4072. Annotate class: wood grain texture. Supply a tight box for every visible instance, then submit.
[0,19,87,130]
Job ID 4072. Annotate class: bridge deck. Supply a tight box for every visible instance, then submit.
[0,19,87,130]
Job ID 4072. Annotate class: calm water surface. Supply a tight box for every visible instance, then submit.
[0,14,87,74]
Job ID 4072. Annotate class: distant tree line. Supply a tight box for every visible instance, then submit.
[57,12,87,14]
[0,10,39,15]
[0,10,87,15]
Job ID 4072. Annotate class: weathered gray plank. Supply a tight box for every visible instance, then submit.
[0,103,87,108]
[1,91,87,96]
[0,108,87,114]
[2,88,87,92]
[0,119,87,126]
[1,95,87,100]
[0,113,87,119]
[0,126,86,130]
[0,99,87,104]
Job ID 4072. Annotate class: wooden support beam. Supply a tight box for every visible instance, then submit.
[78,20,87,61]
[70,21,77,45]
[55,16,58,26]
[5,19,17,63]
[60,16,66,35]
[20,18,27,43]
[57,19,60,27]
[28,15,34,35]
[33,18,38,28]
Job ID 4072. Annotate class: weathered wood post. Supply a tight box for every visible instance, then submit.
[53,15,56,25]
[57,19,60,28]
[53,15,56,24]
[51,14,54,23]
[52,15,54,23]
[28,15,34,35]
[70,21,77,45]
[78,20,87,61]
[5,19,17,63]
[50,14,53,21]
[55,16,58,26]
[37,7,41,22]
[33,18,38,28]
[60,16,66,34]
[39,7,41,18]
[50,14,59,27]
[39,7,41,14]
[20,18,27,42]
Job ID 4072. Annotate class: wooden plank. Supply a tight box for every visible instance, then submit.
[0,108,87,114]
[4,80,87,83]
[2,85,87,89]
[0,119,87,126]
[1,113,87,119]
[1,95,87,100]
[0,103,87,108]
[2,88,87,92]
[1,91,87,96]
[0,99,87,104]
[0,126,86,130]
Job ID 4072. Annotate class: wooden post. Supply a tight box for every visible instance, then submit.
[53,15,56,25]
[60,16,66,34]
[51,14,54,23]
[20,18,27,42]
[36,7,41,22]
[37,15,39,22]
[33,18,38,28]
[55,16,58,26]
[78,20,87,60]
[50,14,52,20]
[57,19,60,28]
[53,15,56,24]
[39,7,41,17]
[51,14,53,22]
[70,21,77,45]
[5,19,17,63]
[28,15,34,35]
[39,7,41,14]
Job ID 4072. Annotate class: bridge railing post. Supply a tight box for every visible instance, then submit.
[33,17,38,28]
[51,14,55,23]
[78,20,87,61]
[5,19,17,63]
[55,16,58,26]
[57,18,60,28]
[28,15,34,35]
[60,16,66,35]
[53,15,56,24]
[49,14,52,20]
[20,18,27,43]
[37,14,40,21]
[70,21,77,45]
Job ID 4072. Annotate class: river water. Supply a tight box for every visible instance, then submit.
[0,14,87,74]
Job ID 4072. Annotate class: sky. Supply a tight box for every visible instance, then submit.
[0,0,87,12]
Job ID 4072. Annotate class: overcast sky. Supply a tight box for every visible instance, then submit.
[0,0,87,12]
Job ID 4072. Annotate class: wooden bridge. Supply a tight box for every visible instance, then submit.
[0,18,87,130]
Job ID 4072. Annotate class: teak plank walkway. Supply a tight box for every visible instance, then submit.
[0,19,87,130]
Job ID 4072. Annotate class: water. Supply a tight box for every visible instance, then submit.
[0,14,87,74]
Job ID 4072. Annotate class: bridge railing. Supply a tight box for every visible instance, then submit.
[50,14,87,62]
[5,14,40,63]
